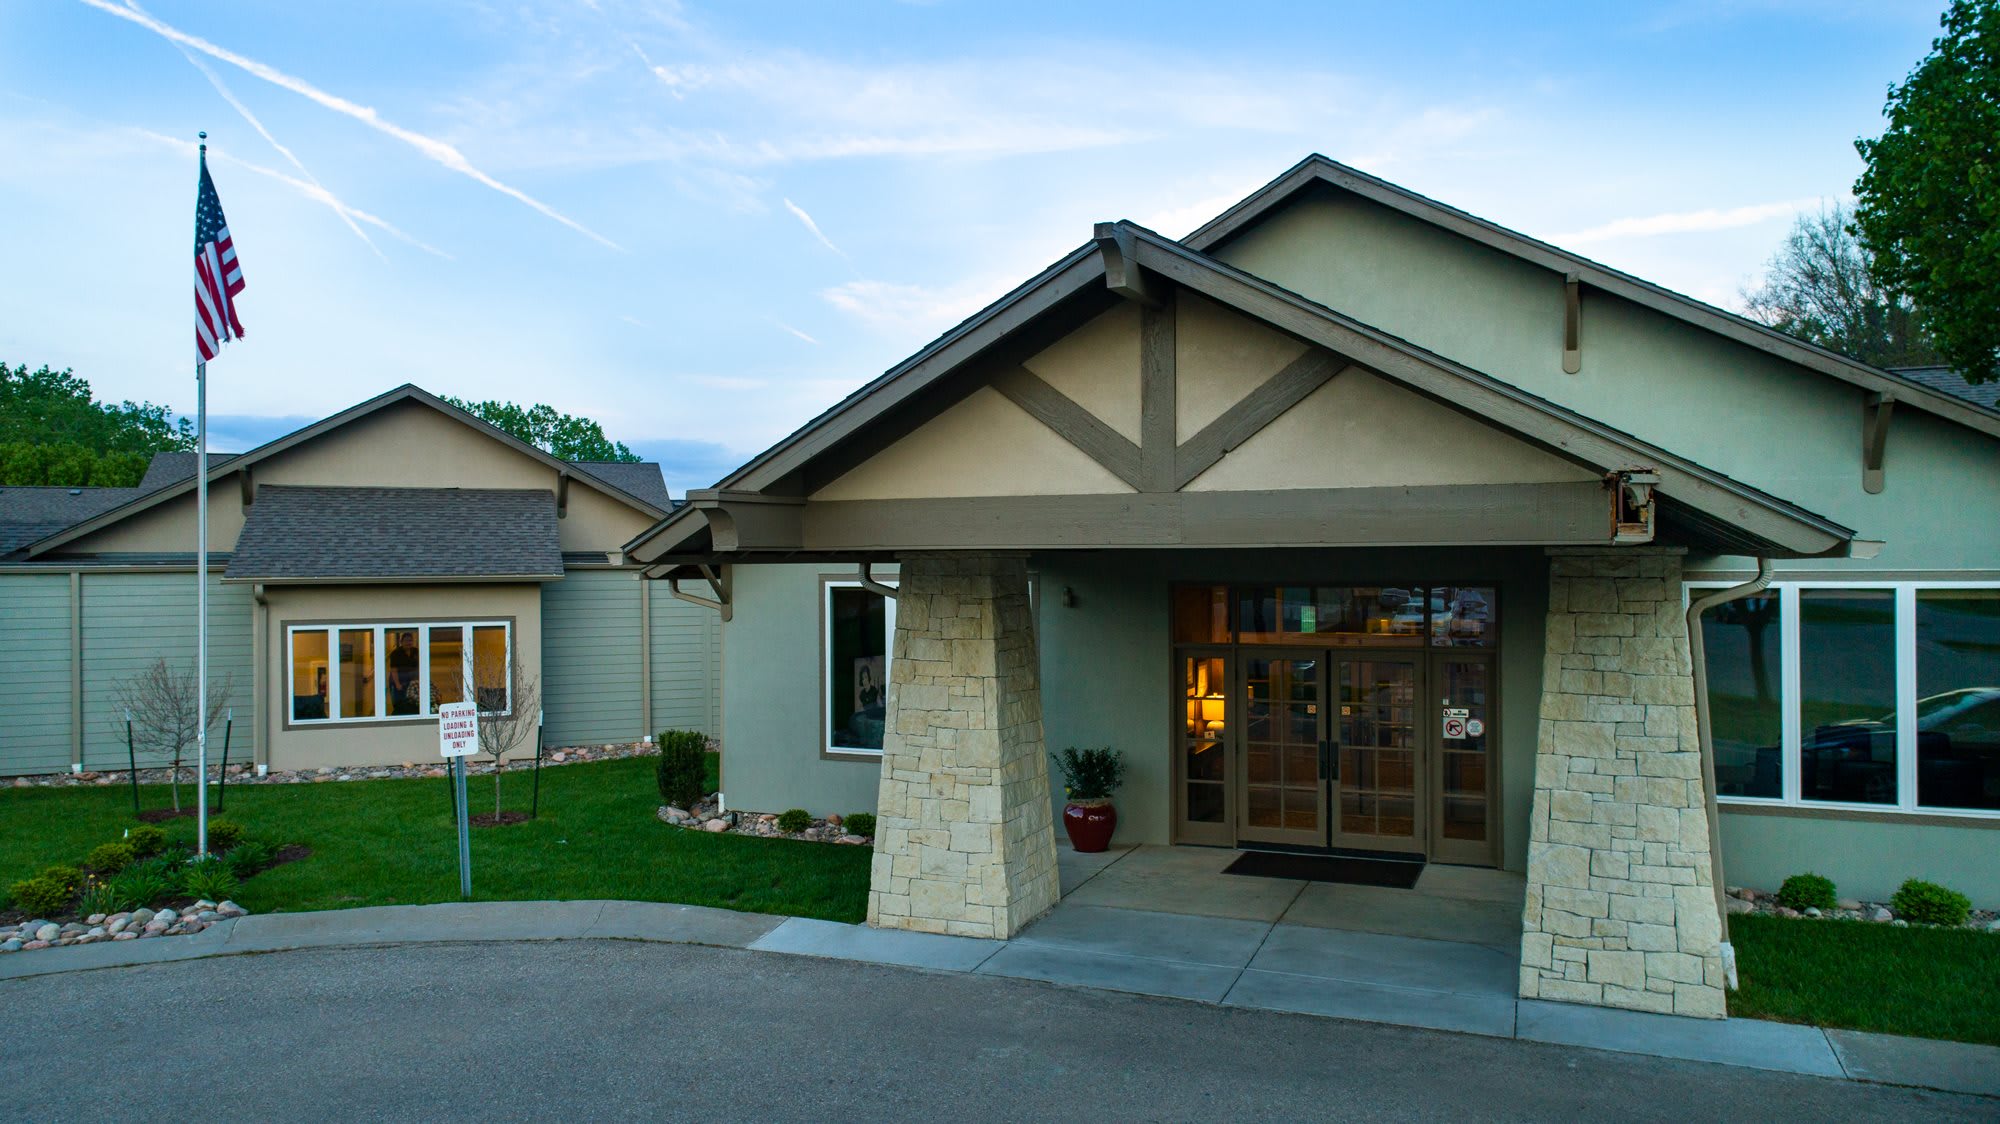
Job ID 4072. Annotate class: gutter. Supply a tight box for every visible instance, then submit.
[1684,557,1773,990]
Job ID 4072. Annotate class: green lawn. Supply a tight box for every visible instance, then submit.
[1,756,870,923]
[1730,913,2000,1045]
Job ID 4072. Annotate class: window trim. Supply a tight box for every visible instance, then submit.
[284,617,514,730]
[820,576,898,760]
[1689,579,2000,822]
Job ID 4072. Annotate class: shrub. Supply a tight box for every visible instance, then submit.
[844,812,877,837]
[1891,879,1972,927]
[126,825,168,857]
[223,840,275,880]
[205,817,245,851]
[656,729,709,810]
[1775,873,1838,912]
[776,808,813,833]
[182,860,240,904]
[9,876,73,917]
[36,865,83,897]
[1051,747,1126,801]
[107,867,174,911]
[77,877,129,918]
[86,841,137,875]
[124,854,187,895]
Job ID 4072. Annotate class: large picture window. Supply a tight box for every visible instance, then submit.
[289,620,512,725]
[825,580,896,755]
[1692,581,2000,818]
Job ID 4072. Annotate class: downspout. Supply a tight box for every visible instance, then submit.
[857,559,899,601]
[252,582,270,775]
[1685,557,1773,991]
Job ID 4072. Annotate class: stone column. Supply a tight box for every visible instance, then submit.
[867,553,1060,938]
[1519,548,1728,1018]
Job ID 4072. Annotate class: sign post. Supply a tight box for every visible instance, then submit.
[438,700,479,899]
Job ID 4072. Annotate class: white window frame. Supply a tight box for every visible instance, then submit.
[1687,579,2000,820]
[823,579,897,757]
[286,620,513,726]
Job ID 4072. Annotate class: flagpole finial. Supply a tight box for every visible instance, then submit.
[198,129,207,157]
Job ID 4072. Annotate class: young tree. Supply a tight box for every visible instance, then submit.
[1742,205,1941,368]
[442,397,639,462]
[1852,0,2000,382]
[468,657,542,822]
[112,659,234,811]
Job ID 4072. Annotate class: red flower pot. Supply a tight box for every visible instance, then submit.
[1062,800,1117,853]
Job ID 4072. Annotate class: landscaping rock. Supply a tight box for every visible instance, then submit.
[1985,918,2000,933]
[703,818,729,833]
[1871,907,1893,922]
[1836,899,1861,912]
[34,923,60,943]
[1725,899,1753,915]
[129,908,154,927]
[217,901,246,918]
[1804,906,1822,918]
[24,940,50,951]
[87,913,107,925]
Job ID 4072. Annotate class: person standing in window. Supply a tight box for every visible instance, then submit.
[387,629,421,715]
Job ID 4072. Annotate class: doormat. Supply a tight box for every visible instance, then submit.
[1222,850,1425,889]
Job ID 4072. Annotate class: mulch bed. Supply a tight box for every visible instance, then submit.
[135,808,196,823]
[470,812,532,828]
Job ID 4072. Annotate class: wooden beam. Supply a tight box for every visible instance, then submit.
[1140,291,1178,491]
[1093,222,1161,306]
[1562,273,1582,374]
[1174,351,1347,489]
[992,366,1144,489]
[796,482,1607,551]
[1863,392,1894,495]
[556,471,569,519]
[238,467,255,508]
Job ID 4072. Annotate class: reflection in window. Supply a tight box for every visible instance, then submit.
[1916,590,2000,811]
[1700,594,1784,798]
[1799,590,1898,805]
[828,583,893,753]
[1237,586,1428,646]
[338,628,375,719]
[388,624,428,712]
[473,624,509,713]
[1172,584,1230,644]
[291,629,329,721]
[1431,586,1496,648]
[426,626,463,711]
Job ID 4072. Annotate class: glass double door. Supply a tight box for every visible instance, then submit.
[1234,650,1492,861]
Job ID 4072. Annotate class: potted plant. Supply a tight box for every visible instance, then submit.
[1051,746,1125,853]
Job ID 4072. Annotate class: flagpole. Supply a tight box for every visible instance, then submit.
[195,130,210,859]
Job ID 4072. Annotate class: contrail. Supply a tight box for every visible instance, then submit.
[784,198,847,257]
[79,0,622,251]
[164,35,382,257]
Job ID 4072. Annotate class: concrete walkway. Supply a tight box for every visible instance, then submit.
[2,855,1993,1100]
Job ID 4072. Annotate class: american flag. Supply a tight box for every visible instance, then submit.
[194,155,245,363]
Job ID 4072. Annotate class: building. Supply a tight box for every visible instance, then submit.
[0,384,719,775]
[625,156,2000,1017]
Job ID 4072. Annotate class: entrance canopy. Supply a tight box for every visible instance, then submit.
[626,219,1855,575]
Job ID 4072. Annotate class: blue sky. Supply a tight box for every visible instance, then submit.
[0,1,1947,495]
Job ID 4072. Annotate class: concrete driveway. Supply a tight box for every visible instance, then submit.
[3,941,1988,1121]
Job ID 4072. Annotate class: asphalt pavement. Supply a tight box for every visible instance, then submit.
[3,940,1990,1121]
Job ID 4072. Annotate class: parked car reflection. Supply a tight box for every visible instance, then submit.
[1803,687,2000,807]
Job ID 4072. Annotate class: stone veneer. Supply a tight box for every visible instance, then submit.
[1519,548,1729,1018]
[866,553,1060,938]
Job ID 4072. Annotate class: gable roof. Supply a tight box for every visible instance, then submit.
[139,451,242,492]
[0,485,149,554]
[629,221,1855,561]
[570,460,671,511]
[22,384,669,558]
[225,485,561,582]
[1183,155,2000,440]
[1891,366,2000,411]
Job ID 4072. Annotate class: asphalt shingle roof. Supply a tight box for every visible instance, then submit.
[0,486,149,554]
[1890,366,2000,412]
[138,451,242,492]
[225,486,562,581]
[570,461,671,511]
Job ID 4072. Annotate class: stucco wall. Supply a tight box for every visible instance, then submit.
[717,562,889,817]
[1718,810,2000,907]
[1213,190,2000,573]
[259,582,542,771]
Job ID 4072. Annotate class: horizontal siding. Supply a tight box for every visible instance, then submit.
[541,571,643,746]
[80,574,255,770]
[0,575,75,775]
[650,588,719,737]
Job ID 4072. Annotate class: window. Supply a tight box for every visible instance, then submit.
[826,580,896,755]
[1200,585,1496,648]
[1691,581,2000,818]
[288,620,512,725]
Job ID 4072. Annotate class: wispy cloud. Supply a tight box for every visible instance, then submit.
[78,0,622,250]
[782,197,845,257]
[137,129,451,259]
[772,320,819,345]
[1552,197,1822,244]
[821,276,1013,340]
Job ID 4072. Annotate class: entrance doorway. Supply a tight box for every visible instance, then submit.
[1174,585,1498,866]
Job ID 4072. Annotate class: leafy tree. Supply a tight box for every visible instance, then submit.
[1852,0,2000,383]
[1742,204,1941,368]
[442,396,639,462]
[0,363,193,486]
